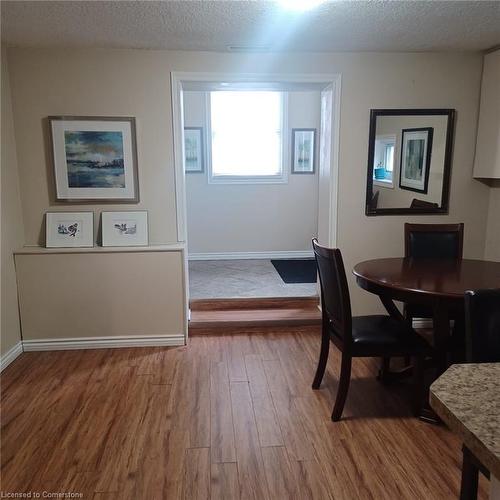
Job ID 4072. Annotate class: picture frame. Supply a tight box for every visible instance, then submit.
[46,212,94,248]
[292,128,316,174]
[399,127,433,194]
[49,116,139,202]
[184,127,204,173]
[101,211,149,247]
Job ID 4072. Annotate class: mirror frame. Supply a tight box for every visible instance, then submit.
[365,108,456,216]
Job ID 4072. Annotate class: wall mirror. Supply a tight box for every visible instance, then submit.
[365,109,455,215]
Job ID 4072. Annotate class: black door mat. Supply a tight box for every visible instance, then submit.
[271,259,317,284]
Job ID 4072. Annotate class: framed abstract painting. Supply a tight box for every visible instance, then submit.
[184,127,204,173]
[46,212,94,248]
[292,128,316,174]
[49,116,139,202]
[399,127,433,194]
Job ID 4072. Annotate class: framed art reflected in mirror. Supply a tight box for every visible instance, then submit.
[365,109,455,216]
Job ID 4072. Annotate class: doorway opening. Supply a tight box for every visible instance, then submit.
[171,73,341,331]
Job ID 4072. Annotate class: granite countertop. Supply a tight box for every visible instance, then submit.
[430,363,500,479]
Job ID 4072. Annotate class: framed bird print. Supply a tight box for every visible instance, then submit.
[101,211,149,247]
[45,212,94,248]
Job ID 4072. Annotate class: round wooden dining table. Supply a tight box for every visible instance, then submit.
[353,257,500,372]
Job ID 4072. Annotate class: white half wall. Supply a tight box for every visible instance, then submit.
[184,90,320,254]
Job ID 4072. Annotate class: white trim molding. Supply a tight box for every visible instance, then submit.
[22,334,185,352]
[188,250,314,261]
[0,342,23,372]
[171,71,341,246]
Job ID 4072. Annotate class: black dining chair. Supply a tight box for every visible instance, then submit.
[404,222,464,260]
[458,289,500,500]
[464,289,500,363]
[401,223,465,362]
[311,239,431,421]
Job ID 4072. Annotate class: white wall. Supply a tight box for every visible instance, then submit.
[1,47,24,357]
[184,90,320,254]
[6,48,489,317]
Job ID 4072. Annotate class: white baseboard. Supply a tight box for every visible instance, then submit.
[22,334,185,352]
[188,250,314,261]
[0,341,23,372]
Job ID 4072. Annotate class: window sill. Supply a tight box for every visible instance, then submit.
[374,179,394,189]
[208,175,288,185]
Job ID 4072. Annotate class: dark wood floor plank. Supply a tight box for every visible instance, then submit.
[187,351,211,448]
[261,446,300,499]
[210,462,240,500]
[184,447,210,500]
[262,359,314,461]
[230,381,270,500]
[244,354,283,447]
[210,360,237,463]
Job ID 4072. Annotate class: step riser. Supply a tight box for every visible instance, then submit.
[190,318,321,330]
[189,324,321,336]
[190,296,319,311]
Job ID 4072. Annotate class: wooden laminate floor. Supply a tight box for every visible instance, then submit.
[0,327,488,499]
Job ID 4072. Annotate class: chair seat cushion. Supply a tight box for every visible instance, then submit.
[351,315,430,356]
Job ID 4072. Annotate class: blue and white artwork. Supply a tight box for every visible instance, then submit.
[50,117,138,201]
[64,131,125,188]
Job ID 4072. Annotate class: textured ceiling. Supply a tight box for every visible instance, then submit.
[2,1,500,53]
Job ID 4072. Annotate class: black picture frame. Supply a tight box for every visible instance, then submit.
[365,108,455,216]
[399,127,434,194]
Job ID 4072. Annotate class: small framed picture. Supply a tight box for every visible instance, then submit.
[49,116,139,202]
[184,127,204,173]
[292,128,316,174]
[399,127,433,194]
[101,211,148,247]
[46,212,94,248]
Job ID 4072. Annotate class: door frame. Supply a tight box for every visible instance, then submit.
[171,71,342,334]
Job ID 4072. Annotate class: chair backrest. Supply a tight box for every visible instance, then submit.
[410,198,439,209]
[465,289,500,363]
[312,239,352,345]
[404,223,464,259]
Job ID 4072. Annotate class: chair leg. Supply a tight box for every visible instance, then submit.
[403,308,414,367]
[377,357,391,383]
[412,355,425,416]
[312,327,329,390]
[451,318,466,363]
[460,446,479,500]
[331,354,352,422]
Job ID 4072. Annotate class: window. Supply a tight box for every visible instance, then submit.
[384,144,394,174]
[373,135,396,188]
[208,91,286,183]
